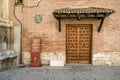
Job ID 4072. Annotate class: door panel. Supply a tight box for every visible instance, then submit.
[66,24,92,64]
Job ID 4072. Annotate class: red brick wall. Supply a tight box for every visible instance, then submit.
[10,0,120,53]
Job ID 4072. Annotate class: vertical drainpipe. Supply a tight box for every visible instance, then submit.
[20,6,24,64]
[19,5,24,64]
[14,0,23,64]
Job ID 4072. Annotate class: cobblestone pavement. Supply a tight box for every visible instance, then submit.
[0,65,120,80]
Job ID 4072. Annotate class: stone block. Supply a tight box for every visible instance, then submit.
[23,52,30,64]
[41,52,65,65]
[41,60,49,64]
[106,61,112,66]
[93,52,120,66]
[103,57,109,61]
[57,52,65,60]
[93,57,97,60]
[50,60,65,66]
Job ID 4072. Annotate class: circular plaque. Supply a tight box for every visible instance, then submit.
[34,14,42,23]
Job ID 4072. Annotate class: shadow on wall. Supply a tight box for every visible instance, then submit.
[0,26,17,71]
[0,27,8,51]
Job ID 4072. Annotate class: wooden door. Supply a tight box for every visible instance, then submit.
[66,24,92,64]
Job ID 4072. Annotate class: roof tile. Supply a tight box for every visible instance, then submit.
[53,7,115,14]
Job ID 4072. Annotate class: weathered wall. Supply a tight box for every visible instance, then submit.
[0,27,8,51]
[9,0,120,65]
[14,26,21,65]
[0,0,9,22]
[93,52,120,66]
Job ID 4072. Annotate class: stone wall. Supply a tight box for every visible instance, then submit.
[0,0,9,22]
[23,51,120,66]
[93,52,120,66]
[14,26,21,65]
[23,52,65,65]
[0,26,14,51]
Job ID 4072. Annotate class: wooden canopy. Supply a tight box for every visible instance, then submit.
[53,7,115,32]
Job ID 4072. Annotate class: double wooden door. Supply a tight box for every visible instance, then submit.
[66,24,92,64]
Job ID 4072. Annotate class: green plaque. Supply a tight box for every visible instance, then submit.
[34,14,42,23]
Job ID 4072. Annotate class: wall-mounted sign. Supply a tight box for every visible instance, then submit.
[31,37,41,67]
[34,14,42,23]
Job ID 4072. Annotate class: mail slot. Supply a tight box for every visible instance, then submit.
[30,37,41,67]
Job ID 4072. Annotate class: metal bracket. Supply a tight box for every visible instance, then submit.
[98,18,105,32]
[54,13,106,32]
[58,18,61,32]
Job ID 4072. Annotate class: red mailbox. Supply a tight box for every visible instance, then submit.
[30,37,41,67]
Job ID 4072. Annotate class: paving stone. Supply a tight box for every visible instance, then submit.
[0,65,120,80]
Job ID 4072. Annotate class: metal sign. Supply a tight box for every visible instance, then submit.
[31,37,41,67]
[34,14,42,23]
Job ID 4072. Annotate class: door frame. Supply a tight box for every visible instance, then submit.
[65,24,93,64]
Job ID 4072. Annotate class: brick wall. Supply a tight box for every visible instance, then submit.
[9,0,120,65]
